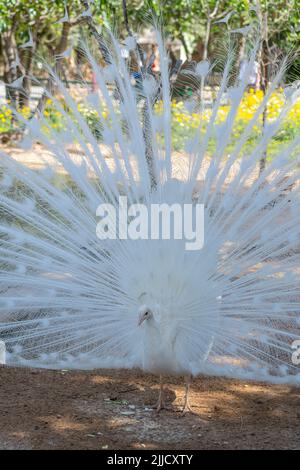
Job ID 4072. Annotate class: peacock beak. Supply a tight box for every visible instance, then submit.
[138,314,145,326]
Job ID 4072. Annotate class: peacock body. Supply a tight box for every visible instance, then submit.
[0,25,300,393]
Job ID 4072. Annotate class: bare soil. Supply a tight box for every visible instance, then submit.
[0,366,299,450]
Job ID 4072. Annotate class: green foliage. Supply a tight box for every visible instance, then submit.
[0,1,299,66]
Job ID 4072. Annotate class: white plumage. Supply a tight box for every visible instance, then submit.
[0,341,6,365]
[138,302,195,411]
[0,26,300,412]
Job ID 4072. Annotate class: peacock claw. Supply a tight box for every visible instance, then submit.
[156,399,166,412]
[182,404,194,414]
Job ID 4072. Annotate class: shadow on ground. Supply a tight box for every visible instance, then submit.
[0,366,299,449]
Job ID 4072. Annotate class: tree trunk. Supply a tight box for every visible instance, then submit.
[34,21,71,116]
[80,0,112,64]
[202,19,211,62]
[236,35,246,79]
[179,33,189,60]
[259,42,269,174]
[1,29,19,110]
[19,48,35,108]
[256,0,269,175]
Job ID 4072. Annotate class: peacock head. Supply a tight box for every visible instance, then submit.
[138,305,154,326]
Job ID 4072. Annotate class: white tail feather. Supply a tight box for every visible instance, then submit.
[0,28,300,383]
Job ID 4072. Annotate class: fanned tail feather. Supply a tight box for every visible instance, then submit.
[0,26,300,383]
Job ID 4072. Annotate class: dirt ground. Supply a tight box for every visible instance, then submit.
[0,366,299,450]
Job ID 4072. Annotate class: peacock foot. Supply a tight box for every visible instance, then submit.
[181,402,194,414]
[156,397,166,413]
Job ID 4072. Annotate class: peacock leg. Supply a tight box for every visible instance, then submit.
[156,375,165,412]
[182,374,193,413]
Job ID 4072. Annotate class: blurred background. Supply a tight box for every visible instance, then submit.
[0,0,299,156]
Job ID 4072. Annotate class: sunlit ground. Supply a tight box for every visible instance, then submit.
[0,366,299,450]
